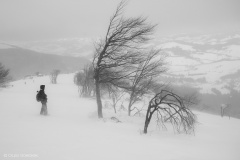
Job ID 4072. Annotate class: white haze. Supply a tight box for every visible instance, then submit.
[0,0,240,41]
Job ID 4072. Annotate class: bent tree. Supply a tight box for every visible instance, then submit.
[143,90,197,134]
[93,0,156,118]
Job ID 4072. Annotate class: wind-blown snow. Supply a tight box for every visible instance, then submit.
[0,74,240,160]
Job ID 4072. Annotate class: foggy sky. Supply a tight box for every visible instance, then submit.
[0,0,240,41]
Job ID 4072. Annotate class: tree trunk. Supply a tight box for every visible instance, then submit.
[95,77,103,118]
[128,92,134,116]
[112,97,117,113]
[143,107,154,134]
[143,120,149,134]
[128,102,131,116]
[113,104,117,114]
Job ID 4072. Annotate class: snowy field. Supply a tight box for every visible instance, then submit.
[0,74,240,160]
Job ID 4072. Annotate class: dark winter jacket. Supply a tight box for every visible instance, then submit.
[38,89,47,103]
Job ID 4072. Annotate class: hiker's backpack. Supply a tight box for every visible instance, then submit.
[36,91,41,102]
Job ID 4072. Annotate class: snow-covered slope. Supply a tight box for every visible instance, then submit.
[156,33,240,94]
[0,74,240,160]
[154,32,240,117]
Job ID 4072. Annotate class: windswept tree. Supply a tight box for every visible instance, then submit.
[50,69,60,84]
[93,0,156,118]
[125,49,167,116]
[143,90,198,134]
[0,62,11,87]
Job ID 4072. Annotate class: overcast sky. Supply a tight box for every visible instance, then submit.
[0,0,240,41]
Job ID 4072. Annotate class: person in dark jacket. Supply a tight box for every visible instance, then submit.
[38,85,48,115]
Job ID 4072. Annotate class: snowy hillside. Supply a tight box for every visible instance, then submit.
[0,74,240,160]
[153,32,240,117]
[157,32,240,95]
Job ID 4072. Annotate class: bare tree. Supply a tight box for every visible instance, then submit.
[107,86,125,113]
[82,64,95,96]
[93,0,156,118]
[74,71,84,96]
[0,62,11,87]
[143,90,197,134]
[50,69,60,84]
[125,49,167,116]
[74,64,95,97]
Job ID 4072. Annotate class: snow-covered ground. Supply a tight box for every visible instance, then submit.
[0,74,240,160]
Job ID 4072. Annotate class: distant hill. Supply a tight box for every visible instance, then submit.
[0,44,90,79]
